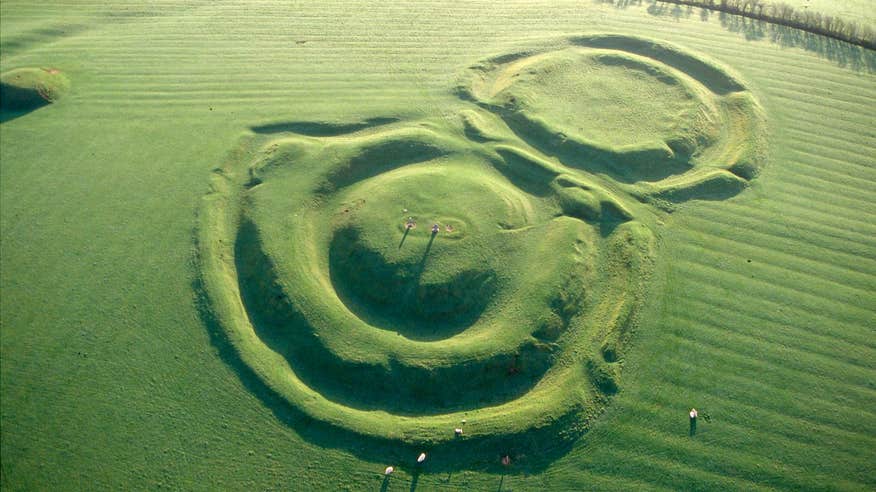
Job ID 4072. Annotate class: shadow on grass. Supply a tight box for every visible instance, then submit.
[409,470,420,491]
[232,219,552,414]
[0,107,45,124]
[328,226,497,342]
[398,226,411,249]
[412,231,437,283]
[251,117,399,136]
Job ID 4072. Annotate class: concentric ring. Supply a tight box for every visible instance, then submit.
[197,34,765,457]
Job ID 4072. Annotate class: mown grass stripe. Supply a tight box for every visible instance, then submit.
[703,201,876,259]
[583,444,775,491]
[770,88,873,120]
[620,399,876,475]
[767,182,876,224]
[678,259,875,329]
[687,204,876,268]
[675,241,874,313]
[775,160,876,202]
[762,78,876,108]
[639,354,876,436]
[677,269,876,349]
[605,422,847,490]
[766,188,876,230]
[784,128,876,166]
[637,380,876,452]
[676,242,876,322]
[668,295,873,372]
[679,218,876,281]
[787,148,876,188]
[664,321,876,400]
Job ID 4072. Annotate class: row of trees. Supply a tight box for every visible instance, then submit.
[658,0,876,49]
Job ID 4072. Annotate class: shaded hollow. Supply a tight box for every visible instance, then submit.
[329,226,497,339]
[234,218,555,415]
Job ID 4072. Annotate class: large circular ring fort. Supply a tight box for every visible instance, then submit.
[197,34,766,465]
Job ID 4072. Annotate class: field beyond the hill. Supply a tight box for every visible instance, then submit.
[1,1,874,490]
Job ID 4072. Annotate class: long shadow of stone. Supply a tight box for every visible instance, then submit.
[410,231,437,288]
[398,226,411,249]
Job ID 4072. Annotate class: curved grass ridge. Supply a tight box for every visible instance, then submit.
[199,123,656,449]
[457,34,767,211]
[197,34,766,459]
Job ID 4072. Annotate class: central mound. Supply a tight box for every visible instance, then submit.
[328,166,528,336]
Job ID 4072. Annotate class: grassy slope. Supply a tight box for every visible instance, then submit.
[1,1,874,490]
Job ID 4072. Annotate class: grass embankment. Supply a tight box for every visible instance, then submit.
[199,120,655,458]
[196,34,768,468]
[460,34,767,209]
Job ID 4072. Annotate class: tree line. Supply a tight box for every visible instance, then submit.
[655,0,875,50]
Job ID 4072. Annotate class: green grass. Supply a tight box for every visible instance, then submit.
[768,0,876,26]
[2,1,875,490]
[202,117,654,453]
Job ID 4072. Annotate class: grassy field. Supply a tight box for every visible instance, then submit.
[776,0,876,25]
[2,1,874,490]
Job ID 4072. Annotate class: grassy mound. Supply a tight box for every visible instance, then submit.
[196,34,764,463]
[328,167,515,334]
[197,116,657,452]
[0,67,69,111]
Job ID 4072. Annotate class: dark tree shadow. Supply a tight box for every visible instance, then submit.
[639,2,876,73]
